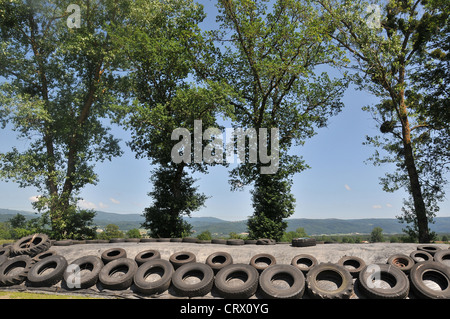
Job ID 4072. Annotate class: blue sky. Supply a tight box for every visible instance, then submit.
[0,0,449,221]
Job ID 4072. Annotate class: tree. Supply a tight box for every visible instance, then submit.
[370,227,384,243]
[126,228,141,239]
[114,0,224,237]
[195,0,349,240]
[9,214,27,229]
[99,224,123,240]
[315,0,450,242]
[0,0,127,239]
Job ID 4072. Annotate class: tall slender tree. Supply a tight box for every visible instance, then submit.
[316,0,450,242]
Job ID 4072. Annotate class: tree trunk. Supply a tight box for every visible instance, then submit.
[398,93,430,243]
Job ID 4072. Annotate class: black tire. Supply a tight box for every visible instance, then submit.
[32,250,58,263]
[133,259,174,295]
[387,254,415,273]
[27,255,68,287]
[205,252,233,274]
[170,238,182,242]
[358,263,409,299]
[249,253,276,273]
[244,240,257,245]
[171,262,214,297]
[0,255,34,286]
[11,233,51,257]
[63,255,104,289]
[417,244,442,256]
[410,250,433,263]
[337,256,366,278]
[256,238,275,245]
[259,264,306,299]
[169,251,196,269]
[135,249,161,266]
[306,263,353,299]
[53,240,73,246]
[182,237,198,243]
[0,256,7,268]
[101,248,127,264]
[227,239,244,245]
[409,261,450,299]
[156,238,171,242]
[98,258,138,290]
[140,238,157,243]
[433,249,450,267]
[211,239,227,245]
[291,254,318,274]
[0,246,11,257]
[109,238,125,243]
[214,264,259,299]
[292,237,316,247]
[125,238,140,243]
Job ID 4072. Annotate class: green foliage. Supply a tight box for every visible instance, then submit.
[197,230,212,241]
[370,227,384,243]
[0,0,127,238]
[126,228,141,239]
[316,0,450,242]
[281,227,308,242]
[98,224,124,240]
[142,166,202,238]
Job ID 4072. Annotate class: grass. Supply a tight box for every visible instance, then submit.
[0,291,105,299]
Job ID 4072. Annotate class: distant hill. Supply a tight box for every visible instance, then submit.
[1,208,449,235]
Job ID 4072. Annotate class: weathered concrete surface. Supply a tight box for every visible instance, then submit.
[2,242,449,299]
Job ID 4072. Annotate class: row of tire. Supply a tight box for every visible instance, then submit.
[0,234,449,299]
[45,237,293,246]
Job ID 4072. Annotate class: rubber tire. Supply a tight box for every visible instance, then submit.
[0,255,34,286]
[433,249,450,267]
[250,253,276,273]
[135,249,161,266]
[169,251,196,269]
[410,250,433,263]
[409,261,450,299]
[63,255,104,289]
[182,237,198,243]
[101,248,127,264]
[292,237,316,247]
[172,262,214,297]
[27,255,68,287]
[11,233,51,257]
[358,263,409,299]
[214,264,259,299]
[337,256,366,278]
[32,250,57,263]
[259,264,305,299]
[211,239,227,245]
[387,254,415,273]
[417,245,442,256]
[227,239,244,245]
[256,238,275,245]
[133,259,174,295]
[306,263,353,299]
[0,246,11,257]
[291,254,318,274]
[205,251,233,274]
[53,240,73,246]
[99,258,138,290]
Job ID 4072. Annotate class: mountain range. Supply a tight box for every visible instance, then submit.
[1,208,449,236]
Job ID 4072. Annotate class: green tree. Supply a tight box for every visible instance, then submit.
[315,0,450,242]
[99,224,123,240]
[126,228,141,239]
[197,0,349,240]
[114,0,224,238]
[197,230,212,241]
[0,0,127,239]
[370,227,384,243]
[8,213,27,229]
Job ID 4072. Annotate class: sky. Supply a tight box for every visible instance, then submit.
[0,0,449,221]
